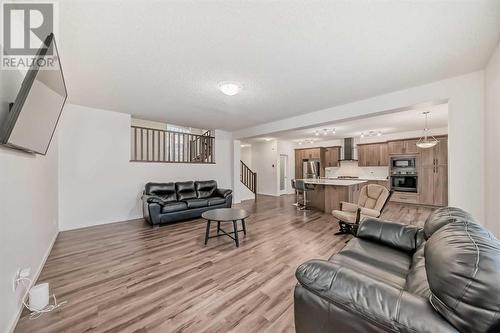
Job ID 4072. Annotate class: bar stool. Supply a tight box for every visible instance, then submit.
[291,179,300,206]
[295,180,315,210]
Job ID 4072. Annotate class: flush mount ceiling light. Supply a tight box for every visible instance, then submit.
[218,81,241,96]
[416,112,439,149]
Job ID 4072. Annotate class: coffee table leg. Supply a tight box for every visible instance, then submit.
[217,221,221,235]
[241,219,247,236]
[233,220,239,247]
[204,220,211,245]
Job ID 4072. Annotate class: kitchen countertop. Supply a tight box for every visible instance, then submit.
[326,177,389,181]
[297,179,368,186]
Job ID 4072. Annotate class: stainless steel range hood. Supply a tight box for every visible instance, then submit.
[339,137,358,161]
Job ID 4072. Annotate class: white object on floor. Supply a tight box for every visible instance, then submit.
[29,283,49,311]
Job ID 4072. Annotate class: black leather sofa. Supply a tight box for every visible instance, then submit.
[142,180,232,225]
[294,207,500,333]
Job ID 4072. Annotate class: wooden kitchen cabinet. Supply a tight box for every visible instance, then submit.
[388,139,419,155]
[295,149,304,179]
[404,139,419,154]
[357,143,388,166]
[379,143,389,166]
[302,148,320,159]
[388,140,405,155]
[295,147,325,178]
[418,136,448,206]
[324,146,340,167]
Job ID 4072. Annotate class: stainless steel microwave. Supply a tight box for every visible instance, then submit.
[391,157,416,168]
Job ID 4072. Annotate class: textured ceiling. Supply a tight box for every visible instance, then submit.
[58,0,499,130]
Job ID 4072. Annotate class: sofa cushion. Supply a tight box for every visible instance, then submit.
[207,197,226,206]
[357,218,421,253]
[195,180,217,198]
[145,182,177,202]
[183,198,209,209]
[423,206,474,240]
[425,214,500,333]
[404,242,431,298]
[161,201,187,213]
[330,238,411,288]
[175,181,197,201]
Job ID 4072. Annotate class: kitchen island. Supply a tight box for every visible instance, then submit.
[297,179,368,213]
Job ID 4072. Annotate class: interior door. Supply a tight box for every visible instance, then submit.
[279,154,288,194]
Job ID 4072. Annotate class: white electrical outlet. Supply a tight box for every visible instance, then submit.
[13,267,31,291]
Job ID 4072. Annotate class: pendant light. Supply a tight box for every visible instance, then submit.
[416,111,438,149]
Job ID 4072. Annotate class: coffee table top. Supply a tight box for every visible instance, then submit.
[202,208,250,221]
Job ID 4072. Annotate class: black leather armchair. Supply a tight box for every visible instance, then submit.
[142,180,232,225]
[294,207,500,333]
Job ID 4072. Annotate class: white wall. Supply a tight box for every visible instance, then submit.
[234,72,486,223]
[250,141,279,196]
[58,104,233,231]
[485,43,500,238]
[240,146,252,169]
[0,70,59,332]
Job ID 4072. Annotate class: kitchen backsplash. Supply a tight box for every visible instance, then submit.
[325,160,389,179]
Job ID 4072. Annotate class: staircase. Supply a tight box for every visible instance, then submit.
[240,161,257,199]
[190,130,213,163]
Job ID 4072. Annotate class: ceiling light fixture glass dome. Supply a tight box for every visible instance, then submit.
[218,81,241,96]
[416,112,439,149]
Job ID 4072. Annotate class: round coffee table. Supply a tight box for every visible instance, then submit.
[202,208,249,247]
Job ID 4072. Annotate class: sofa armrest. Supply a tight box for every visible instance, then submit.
[340,201,359,212]
[356,217,421,252]
[141,196,161,225]
[216,188,232,198]
[359,207,380,218]
[295,260,457,333]
[142,194,167,205]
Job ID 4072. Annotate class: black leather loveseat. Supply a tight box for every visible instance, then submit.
[294,207,500,333]
[142,180,232,225]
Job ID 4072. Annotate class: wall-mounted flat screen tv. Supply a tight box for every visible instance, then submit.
[0,33,67,155]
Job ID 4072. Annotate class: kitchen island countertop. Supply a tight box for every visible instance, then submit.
[296,179,368,186]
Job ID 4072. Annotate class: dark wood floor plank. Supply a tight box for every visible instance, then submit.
[14,195,434,333]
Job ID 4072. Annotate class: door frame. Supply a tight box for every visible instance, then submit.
[279,154,288,195]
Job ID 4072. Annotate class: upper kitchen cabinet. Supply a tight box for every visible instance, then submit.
[324,146,340,167]
[357,143,388,166]
[295,147,325,178]
[388,139,419,155]
[302,148,321,159]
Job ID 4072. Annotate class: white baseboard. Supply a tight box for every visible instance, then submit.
[8,231,58,333]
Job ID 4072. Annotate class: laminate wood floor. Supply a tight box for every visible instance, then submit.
[14,195,434,333]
